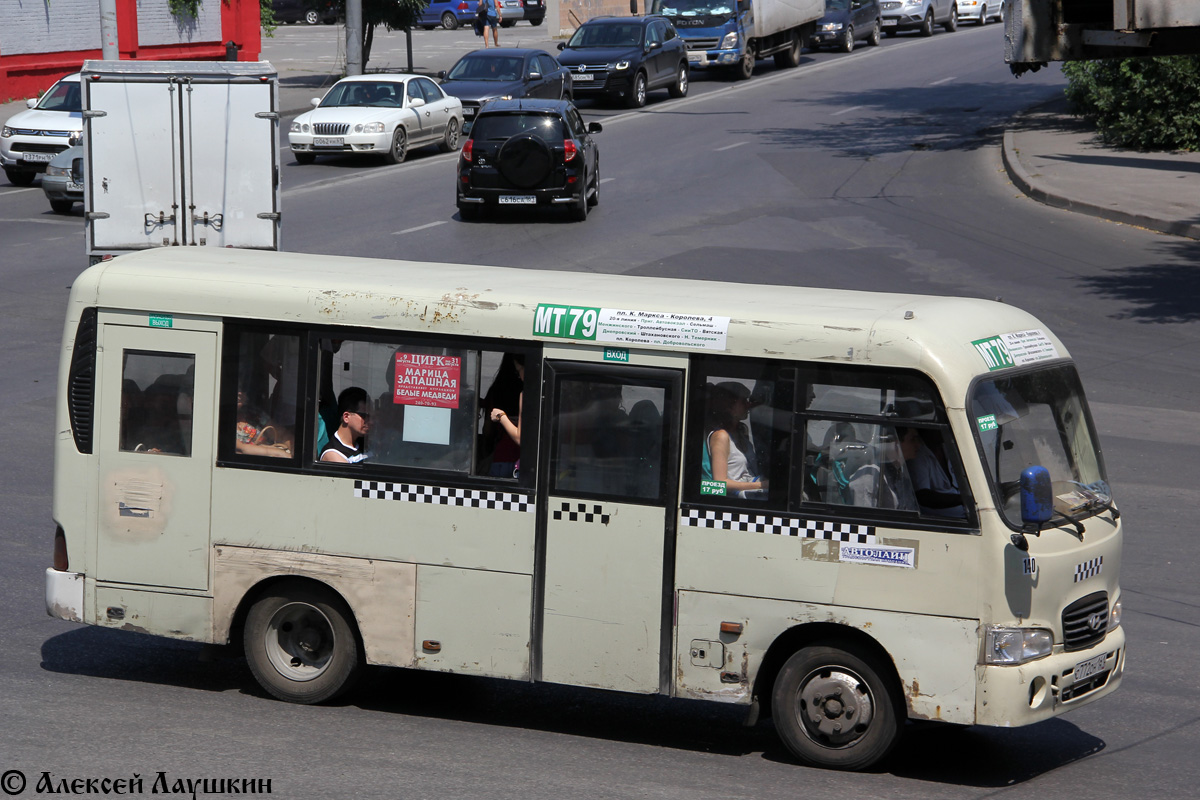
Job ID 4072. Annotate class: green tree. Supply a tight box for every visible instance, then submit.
[333,0,430,69]
[1063,55,1200,151]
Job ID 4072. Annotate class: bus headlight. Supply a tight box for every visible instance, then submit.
[984,626,1053,665]
[1108,599,1122,631]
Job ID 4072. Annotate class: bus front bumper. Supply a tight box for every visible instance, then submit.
[46,568,84,623]
[975,626,1126,726]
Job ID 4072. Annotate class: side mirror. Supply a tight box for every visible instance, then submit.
[557,41,566,50]
[738,0,751,10]
[649,41,662,50]
[26,98,37,108]
[408,97,426,108]
[587,121,603,134]
[1020,466,1054,526]
[438,70,448,79]
[630,0,638,14]
[311,98,321,108]
[527,71,541,81]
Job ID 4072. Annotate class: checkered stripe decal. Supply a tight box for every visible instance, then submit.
[354,480,533,513]
[681,508,875,544]
[553,502,610,525]
[1074,556,1103,583]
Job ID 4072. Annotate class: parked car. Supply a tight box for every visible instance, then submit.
[955,0,1002,24]
[457,99,602,221]
[288,74,464,165]
[418,0,475,30]
[879,0,958,36]
[499,0,524,27]
[810,0,883,52]
[271,0,339,25]
[1,73,83,186]
[555,15,689,108]
[42,140,84,214]
[522,0,546,26]
[439,49,572,133]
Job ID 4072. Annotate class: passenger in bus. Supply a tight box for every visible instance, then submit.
[235,390,292,458]
[131,375,190,455]
[320,387,371,463]
[702,382,767,498]
[899,427,965,518]
[483,353,524,477]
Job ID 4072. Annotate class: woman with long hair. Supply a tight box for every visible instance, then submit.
[703,382,766,497]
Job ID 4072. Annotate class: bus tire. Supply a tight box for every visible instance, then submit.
[771,643,903,771]
[244,581,363,705]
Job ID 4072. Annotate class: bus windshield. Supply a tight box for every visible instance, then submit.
[970,365,1111,526]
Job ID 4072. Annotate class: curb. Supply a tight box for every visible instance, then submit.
[1002,126,1200,241]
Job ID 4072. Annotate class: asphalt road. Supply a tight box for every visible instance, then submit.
[1,22,1198,800]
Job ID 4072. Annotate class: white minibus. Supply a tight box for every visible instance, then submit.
[47,249,1124,770]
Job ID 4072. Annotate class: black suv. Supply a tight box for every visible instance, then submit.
[457,99,602,222]
[556,15,688,108]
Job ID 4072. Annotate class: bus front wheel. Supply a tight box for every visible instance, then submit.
[771,643,903,771]
[244,581,363,705]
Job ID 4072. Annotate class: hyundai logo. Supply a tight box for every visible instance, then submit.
[1087,612,1105,631]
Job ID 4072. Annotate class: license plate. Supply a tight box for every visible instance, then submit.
[66,181,83,192]
[882,18,898,26]
[313,137,343,146]
[463,107,475,118]
[21,152,54,163]
[689,52,708,65]
[1072,653,1107,682]
[498,195,536,205]
[573,74,594,82]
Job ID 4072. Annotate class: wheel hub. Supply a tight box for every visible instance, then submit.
[798,668,875,748]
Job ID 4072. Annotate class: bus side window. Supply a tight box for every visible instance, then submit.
[320,338,478,473]
[120,351,195,456]
[686,362,789,508]
[228,331,300,459]
[797,370,969,522]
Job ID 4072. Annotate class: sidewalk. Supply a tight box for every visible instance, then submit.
[1001,95,1200,240]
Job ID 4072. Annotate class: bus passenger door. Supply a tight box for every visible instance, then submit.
[94,320,217,591]
[536,362,682,694]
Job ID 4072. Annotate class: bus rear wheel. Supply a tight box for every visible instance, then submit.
[244,581,363,705]
[771,643,902,771]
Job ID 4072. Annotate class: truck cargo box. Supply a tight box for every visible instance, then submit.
[81,60,281,261]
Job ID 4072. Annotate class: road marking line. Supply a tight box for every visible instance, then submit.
[0,216,81,226]
[831,105,863,116]
[0,188,40,195]
[715,141,749,151]
[393,220,449,235]
[599,177,615,184]
[930,76,956,85]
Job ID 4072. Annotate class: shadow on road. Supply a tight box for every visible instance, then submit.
[43,626,1109,784]
[1077,237,1200,323]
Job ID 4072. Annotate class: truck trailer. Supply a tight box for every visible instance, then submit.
[645,0,824,79]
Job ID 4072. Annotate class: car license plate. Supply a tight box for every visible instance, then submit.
[1072,653,1107,682]
[21,152,54,163]
[313,137,343,146]
[463,107,475,118]
[498,195,536,205]
[882,18,898,26]
[689,52,708,65]
[573,74,594,82]
[66,181,83,192]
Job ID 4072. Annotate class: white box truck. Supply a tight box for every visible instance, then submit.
[80,60,281,263]
[646,0,824,79]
